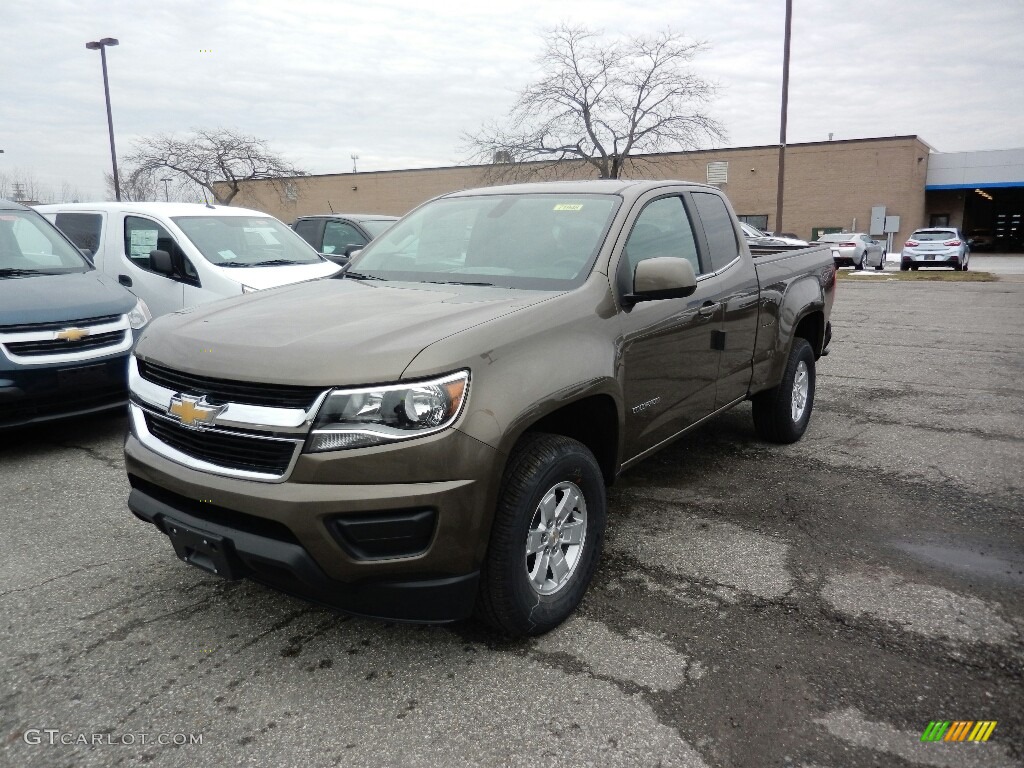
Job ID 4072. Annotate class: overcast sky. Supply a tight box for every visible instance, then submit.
[2,0,1022,200]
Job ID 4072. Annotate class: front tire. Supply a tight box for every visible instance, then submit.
[752,337,816,444]
[476,433,606,636]
[855,252,865,271]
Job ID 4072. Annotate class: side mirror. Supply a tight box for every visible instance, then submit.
[343,245,364,257]
[149,249,174,276]
[624,257,698,307]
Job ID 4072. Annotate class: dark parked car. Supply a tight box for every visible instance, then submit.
[0,199,151,428]
[291,214,398,265]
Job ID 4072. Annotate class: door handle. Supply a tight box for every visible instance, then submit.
[118,274,133,288]
[697,301,719,318]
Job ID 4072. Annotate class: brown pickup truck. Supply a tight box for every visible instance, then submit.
[124,180,835,636]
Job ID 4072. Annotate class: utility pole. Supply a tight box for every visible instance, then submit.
[351,154,359,174]
[86,38,121,201]
[775,0,793,234]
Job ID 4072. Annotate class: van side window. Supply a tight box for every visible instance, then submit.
[691,192,740,272]
[621,196,703,284]
[55,213,103,253]
[123,216,193,281]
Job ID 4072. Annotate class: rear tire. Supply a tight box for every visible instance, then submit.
[752,338,816,444]
[900,263,909,272]
[476,433,606,637]
[911,265,919,271]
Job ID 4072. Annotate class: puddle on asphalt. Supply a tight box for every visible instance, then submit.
[893,540,1024,587]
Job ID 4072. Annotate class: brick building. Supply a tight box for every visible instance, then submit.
[230,136,949,249]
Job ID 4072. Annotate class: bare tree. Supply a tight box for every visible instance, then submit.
[0,168,52,203]
[124,128,306,205]
[465,25,726,180]
[104,165,160,202]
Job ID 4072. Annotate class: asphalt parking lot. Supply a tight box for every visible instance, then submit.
[2,274,1023,768]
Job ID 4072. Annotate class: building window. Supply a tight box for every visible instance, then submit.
[929,214,950,227]
[738,215,769,232]
[706,161,728,185]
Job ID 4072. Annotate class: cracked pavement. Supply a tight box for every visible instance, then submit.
[1,279,1022,767]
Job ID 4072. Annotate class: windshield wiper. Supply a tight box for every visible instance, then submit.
[422,280,496,287]
[0,268,46,277]
[247,259,305,266]
[342,271,386,281]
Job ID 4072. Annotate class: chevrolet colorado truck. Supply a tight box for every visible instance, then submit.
[124,180,835,636]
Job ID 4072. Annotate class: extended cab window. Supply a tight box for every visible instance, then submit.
[621,196,703,282]
[55,213,103,253]
[292,218,322,248]
[322,221,366,254]
[124,215,196,282]
[691,192,740,272]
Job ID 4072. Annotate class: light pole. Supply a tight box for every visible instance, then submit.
[160,176,172,201]
[86,37,121,201]
[775,0,792,234]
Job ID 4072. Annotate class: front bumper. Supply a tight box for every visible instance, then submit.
[0,354,131,429]
[123,426,502,623]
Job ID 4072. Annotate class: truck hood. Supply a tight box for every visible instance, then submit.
[134,278,555,387]
[0,271,135,327]
[211,259,340,290]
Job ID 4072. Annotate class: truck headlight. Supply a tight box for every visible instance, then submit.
[306,370,470,452]
[127,298,152,330]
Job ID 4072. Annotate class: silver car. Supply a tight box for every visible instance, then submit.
[901,228,970,271]
[816,232,885,271]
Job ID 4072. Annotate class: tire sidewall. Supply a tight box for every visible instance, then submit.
[780,338,816,441]
[501,442,606,633]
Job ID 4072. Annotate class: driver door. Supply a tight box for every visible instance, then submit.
[617,193,724,460]
[118,215,190,318]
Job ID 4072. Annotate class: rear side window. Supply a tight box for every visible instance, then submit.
[55,213,103,252]
[622,196,703,280]
[293,218,321,248]
[691,192,739,272]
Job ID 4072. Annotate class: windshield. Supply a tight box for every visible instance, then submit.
[0,210,92,276]
[348,194,620,290]
[817,233,857,243]
[912,230,956,241]
[172,215,325,267]
[359,219,397,238]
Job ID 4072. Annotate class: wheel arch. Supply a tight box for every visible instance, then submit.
[499,389,623,487]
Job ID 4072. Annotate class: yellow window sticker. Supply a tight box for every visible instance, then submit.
[553,203,583,211]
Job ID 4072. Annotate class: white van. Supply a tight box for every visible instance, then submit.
[37,203,340,318]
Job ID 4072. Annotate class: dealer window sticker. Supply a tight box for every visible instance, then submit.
[129,228,158,257]
[553,204,584,211]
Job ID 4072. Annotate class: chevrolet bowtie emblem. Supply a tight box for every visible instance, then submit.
[55,327,90,342]
[167,394,224,429]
